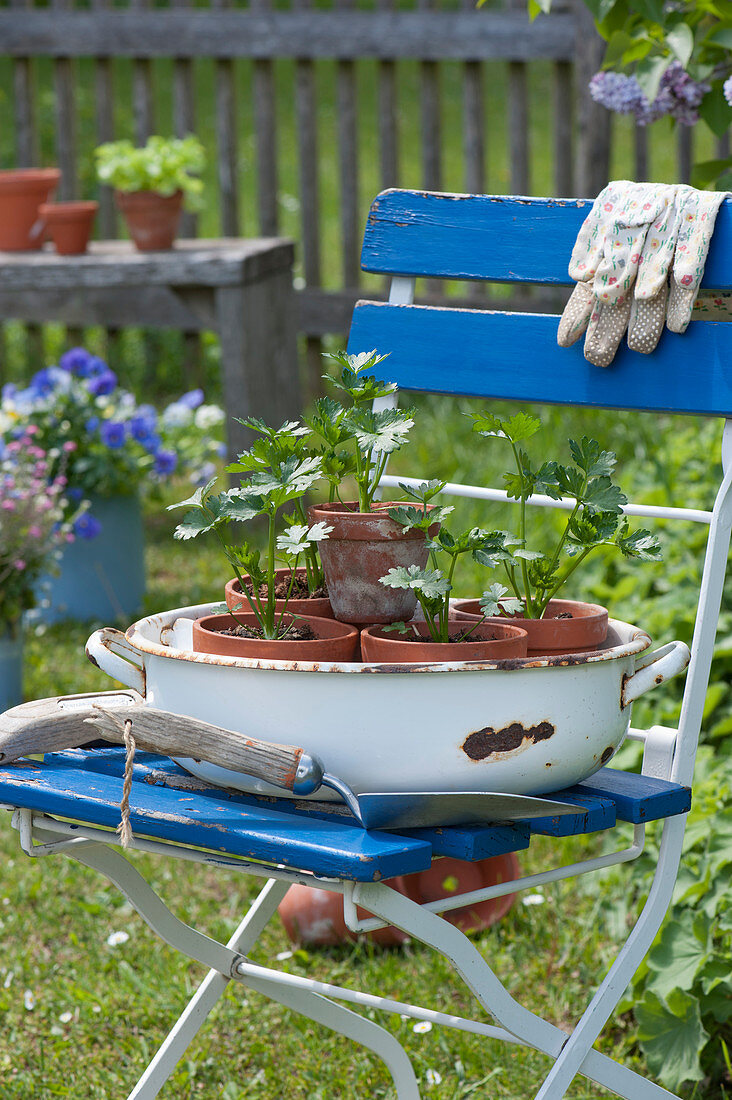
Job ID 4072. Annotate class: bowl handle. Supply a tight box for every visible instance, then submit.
[85,628,146,697]
[621,640,690,708]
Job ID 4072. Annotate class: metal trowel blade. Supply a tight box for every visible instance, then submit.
[355,790,582,831]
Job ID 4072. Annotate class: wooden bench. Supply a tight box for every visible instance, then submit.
[0,237,301,457]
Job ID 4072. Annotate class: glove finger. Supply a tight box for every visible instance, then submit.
[557,282,594,347]
[568,181,635,280]
[671,191,728,327]
[667,282,697,334]
[627,284,668,354]
[584,296,632,368]
[634,188,689,300]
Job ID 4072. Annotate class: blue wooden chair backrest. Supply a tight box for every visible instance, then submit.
[347,189,732,418]
[346,188,732,793]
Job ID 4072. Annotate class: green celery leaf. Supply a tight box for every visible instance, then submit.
[569,437,617,476]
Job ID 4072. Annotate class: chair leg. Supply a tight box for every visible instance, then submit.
[128,878,290,1100]
[236,968,420,1098]
[354,872,681,1100]
[58,842,420,1098]
[532,815,685,1100]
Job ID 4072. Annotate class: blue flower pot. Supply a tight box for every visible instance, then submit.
[0,628,23,713]
[41,494,145,623]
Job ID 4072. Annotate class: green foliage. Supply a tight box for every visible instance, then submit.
[168,421,328,639]
[316,350,415,512]
[95,135,206,207]
[527,0,732,184]
[380,479,522,642]
[470,412,662,619]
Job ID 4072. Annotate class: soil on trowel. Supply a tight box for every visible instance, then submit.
[219,622,319,642]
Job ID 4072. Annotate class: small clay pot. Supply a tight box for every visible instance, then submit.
[278,876,420,947]
[114,188,183,251]
[225,566,333,620]
[39,200,98,255]
[360,620,528,663]
[451,597,609,657]
[307,501,439,625]
[0,168,61,251]
[191,611,359,661]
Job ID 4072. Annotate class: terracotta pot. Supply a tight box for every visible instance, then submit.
[403,853,520,933]
[451,597,609,657]
[360,620,528,663]
[191,611,359,661]
[114,188,183,251]
[0,168,61,251]
[39,200,98,255]
[225,567,333,620]
[307,501,439,625]
[278,876,421,947]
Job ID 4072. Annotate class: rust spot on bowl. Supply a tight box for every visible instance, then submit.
[462,721,555,761]
[600,745,615,764]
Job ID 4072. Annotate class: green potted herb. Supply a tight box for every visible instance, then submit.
[307,349,438,624]
[168,446,359,660]
[359,480,528,661]
[451,412,662,655]
[95,135,205,251]
[223,417,333,618]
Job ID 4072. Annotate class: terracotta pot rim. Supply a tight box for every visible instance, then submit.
[360,620,528,662]
[452,597,608,623]
[114,188,183,203]
[308,500,437,541]
[192,611,359,660]
[224,570,334,619]
[39,201,98,220]
[0,168,61,190]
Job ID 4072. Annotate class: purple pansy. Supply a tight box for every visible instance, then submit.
[154,449,178,475]
[100,421,127,449]
[87,369,118,397]
[73,512,103,540]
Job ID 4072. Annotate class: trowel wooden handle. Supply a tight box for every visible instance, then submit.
[0,691,320,796]
[87,705,316,794]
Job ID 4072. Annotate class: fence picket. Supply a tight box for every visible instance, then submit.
[211,0,240,237]
[377,0,399,190]
[251,0,279,236]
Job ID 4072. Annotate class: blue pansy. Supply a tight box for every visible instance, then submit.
[85,416,100,433]
[87,369,118,397]
[130,407,158,442]
[73,512,103,540]
[1,382,17,401]
[100,421,126,449]
[59,347,93,375]
[67,487,84,502]
[141,433,162,454]
[179,389,204,410]
[154,449,178,475]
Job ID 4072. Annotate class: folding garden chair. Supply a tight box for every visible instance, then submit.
[1,188,730,1099]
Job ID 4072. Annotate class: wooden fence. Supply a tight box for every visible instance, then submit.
[0,0,725,390]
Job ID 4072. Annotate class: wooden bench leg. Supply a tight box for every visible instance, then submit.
[215,269,301,462]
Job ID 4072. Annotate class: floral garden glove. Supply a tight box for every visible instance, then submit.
[626,185,692,355]
[558,182,678,367]
[666,189,728,334]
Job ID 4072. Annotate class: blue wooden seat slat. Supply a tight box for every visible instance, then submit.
[360,189,732,288]
[568,768,692,824]
[347,301,732,418]
[0,756,434,882]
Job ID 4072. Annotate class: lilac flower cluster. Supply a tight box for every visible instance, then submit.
[590,61,710,126]
[724,75,732,107]
[1,347,226,541]
[0,429,79,627]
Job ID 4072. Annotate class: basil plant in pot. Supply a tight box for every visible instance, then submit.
[169,444,360,661]
[307,349,439,625]
[95,134,205,251]
[360,480,529,663]
[452,412,663,656]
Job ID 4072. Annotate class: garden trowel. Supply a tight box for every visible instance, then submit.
[0,691,584,830]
